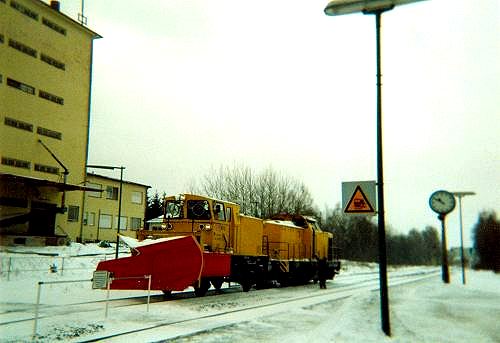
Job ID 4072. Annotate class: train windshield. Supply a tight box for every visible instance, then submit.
[187,200,211,220]
[165,201,183,219]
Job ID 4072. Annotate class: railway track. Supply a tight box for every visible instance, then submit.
[78,269,439,342]
[0,268,439,342]
[0,284,243,326]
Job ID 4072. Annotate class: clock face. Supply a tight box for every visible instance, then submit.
[429,190,456,215]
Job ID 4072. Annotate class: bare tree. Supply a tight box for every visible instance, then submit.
[197,163,317,219]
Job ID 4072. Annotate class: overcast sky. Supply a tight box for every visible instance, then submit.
[56,0,498,247]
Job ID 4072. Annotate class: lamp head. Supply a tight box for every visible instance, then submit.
[324,0,426,16]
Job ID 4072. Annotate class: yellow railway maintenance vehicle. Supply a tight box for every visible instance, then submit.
[136,194,340,294]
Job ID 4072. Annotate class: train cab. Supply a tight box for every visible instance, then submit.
[139,194,238,253]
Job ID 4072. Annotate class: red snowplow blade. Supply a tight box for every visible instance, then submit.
[96,236,203,291]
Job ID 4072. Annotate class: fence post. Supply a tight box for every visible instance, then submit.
[61,257,65,276]
[33,281,42,339]
[7,257,12,281]
[146,275,152,312]
[105,277,112,318]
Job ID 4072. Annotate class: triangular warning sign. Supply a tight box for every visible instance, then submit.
[345,185,375,213]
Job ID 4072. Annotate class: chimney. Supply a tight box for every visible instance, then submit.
[50,1,60,11]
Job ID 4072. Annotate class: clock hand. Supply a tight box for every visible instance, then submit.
[436,198,445,205]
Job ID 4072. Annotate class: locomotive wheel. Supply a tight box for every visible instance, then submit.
[194,279,210,297]
[241,280,252,292]
[211,279,223,290]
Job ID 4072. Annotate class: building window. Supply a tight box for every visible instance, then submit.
[10,1,39,21]
[8,39,37,58]
[131,191,143,204]
[40,53,65,70]
[42,17,67,36]
[68,206,79,222]
[1,157,30,169]
[99,214,112,229]
[106,186,119,200]
[86,182,102,198]
[34,163,59,174]
[39,90,64,105]
[5,117,33,132]
[130,217,142,230]
[83,212,95,226]
[114,216,127,230]
[7,78,35,95]
[37,126,62,140]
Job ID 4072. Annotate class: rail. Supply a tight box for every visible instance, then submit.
[31,275,152,340]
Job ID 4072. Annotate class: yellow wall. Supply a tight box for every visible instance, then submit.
[81,174,149,242]
[234,215,263,256]
[0,0,97,184]
[0,0,102,242]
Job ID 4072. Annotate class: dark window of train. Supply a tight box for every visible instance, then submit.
[187,200,211,220]
[213,202,225,221]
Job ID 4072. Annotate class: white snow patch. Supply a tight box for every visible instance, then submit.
[1,243,499,342]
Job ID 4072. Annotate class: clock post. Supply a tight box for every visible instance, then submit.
[438,213,450,283]
[429,190,456,284]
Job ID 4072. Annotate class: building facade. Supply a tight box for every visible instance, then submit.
[82,173,149,242]
[0,0,149,244]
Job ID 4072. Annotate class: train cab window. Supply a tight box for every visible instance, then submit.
[225,207,232,222]
[187,200,211,220]
[165,201,183,218]
[213,202,225,221]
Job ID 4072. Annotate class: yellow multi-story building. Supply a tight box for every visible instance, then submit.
[82,173,149,242]
[0,0,149,244]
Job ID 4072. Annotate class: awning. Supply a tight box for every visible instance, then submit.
[0,173,102,192]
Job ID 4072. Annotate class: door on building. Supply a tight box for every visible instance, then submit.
[29,202,57,236]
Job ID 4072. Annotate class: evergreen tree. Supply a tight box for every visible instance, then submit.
[473,211,500,272]
[145,191,164,221]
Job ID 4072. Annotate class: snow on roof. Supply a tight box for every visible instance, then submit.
[264,220,302,229]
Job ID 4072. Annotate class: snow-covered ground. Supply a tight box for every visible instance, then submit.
[1,243,499,342]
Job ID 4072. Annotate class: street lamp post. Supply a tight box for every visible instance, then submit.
[452,191,476,285]
[324,0,427,337]
[86,164,125,259]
